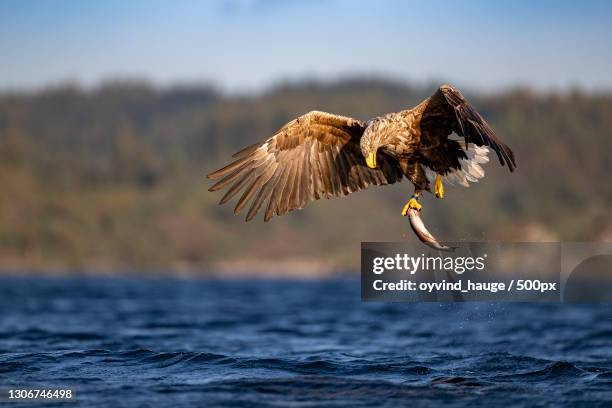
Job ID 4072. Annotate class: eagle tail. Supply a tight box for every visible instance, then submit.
[425,141,489,188]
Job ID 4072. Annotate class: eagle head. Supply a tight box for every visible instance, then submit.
[360,123,382,169]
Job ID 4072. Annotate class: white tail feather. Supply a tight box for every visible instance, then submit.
[425,142,489,188]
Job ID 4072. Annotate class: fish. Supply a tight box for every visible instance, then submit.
[406,208,455,252]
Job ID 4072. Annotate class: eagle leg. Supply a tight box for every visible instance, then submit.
[402,191,422,215]
[434,174,444,199]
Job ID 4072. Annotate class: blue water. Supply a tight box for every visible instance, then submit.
[1,276,612,407]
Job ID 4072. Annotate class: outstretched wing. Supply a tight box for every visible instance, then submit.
[420,85,516,171]
[207,110,402,221]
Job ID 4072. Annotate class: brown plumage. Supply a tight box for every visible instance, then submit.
[207,84,516,222]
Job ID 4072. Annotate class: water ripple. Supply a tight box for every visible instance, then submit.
[0,277,611,407]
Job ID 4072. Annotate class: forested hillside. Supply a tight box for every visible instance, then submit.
[1,79,611,273]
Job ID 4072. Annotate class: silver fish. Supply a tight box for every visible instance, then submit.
[406,208,455,252]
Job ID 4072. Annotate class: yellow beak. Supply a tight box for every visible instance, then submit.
[366,151,377,169]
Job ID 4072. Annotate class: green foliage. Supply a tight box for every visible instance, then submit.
[0,79,610,272]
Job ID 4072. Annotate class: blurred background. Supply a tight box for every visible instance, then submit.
[1,0,611,275]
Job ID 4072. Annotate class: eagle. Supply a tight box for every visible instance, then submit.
[207,85,516,223]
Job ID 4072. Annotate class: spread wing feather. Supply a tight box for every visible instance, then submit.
[207,110,402,222]
[420,85,516,171]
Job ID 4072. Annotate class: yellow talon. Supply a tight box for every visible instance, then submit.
[434,174,444,199]
[402,197,422,216]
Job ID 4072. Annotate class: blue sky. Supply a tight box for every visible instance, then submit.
[1,0,611,92]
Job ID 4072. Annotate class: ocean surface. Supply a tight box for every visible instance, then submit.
[1,276,611,407]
